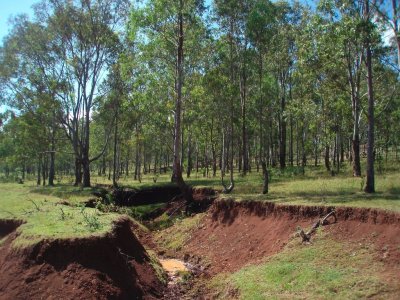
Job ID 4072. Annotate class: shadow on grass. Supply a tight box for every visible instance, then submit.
[29,184,97,200]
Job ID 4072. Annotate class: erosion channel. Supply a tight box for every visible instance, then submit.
[1,186,400,299]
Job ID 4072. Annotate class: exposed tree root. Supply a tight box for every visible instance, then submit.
[298,210,337,243]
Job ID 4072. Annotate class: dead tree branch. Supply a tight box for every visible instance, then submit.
[298,210,337,243]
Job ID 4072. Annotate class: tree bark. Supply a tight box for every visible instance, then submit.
[173,0,192,205]
[289,116,294,167]
[49,151,55,186]
[186,127,192,178]
[112,106,118,188]
[37,154,41,186]
[364,0,375,193]
[74,158,82,186]
[261,161,269,194]
[240,62,248,175]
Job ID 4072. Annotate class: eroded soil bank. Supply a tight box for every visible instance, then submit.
[0,217,164,300]
[2,191,400,299]
[178,200,400,278]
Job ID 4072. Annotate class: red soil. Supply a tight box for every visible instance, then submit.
[182,200,400,278]
[0,217,164,300]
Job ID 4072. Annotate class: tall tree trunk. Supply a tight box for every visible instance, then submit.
[352,137,361,176]
[295,121,299,166]
[112,107,118,187]
[82,158,90,188]
[181,123,185,174]
[336,130,340,174]
[261,161,269,194]
[289,116,294,167]
[49,115,56,186]
[365,0,375,193]
[42,154,47,186]
[222,19,235,193]
[314,137,319,167]
[279,104,286,169]
[258,52,263,173]
[49,150,55,186]
[102,152,106,175]
[173,0,192,205]
[82,109,91,187]
[22,158,26,181]
[74,158,82,186]
[37,154,42,186]
[135,130,140,181]
[240,59,248,175]
[186,127,192,178]
[348,58,362,177]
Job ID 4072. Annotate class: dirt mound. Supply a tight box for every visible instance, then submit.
[0,217,164,300]
[182,200,400,276]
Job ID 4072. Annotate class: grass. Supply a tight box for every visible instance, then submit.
[155,213,205,252]
[230,172,400,211]
[0,183,119,248]
[29,184,101,205]
[210,230,397,299]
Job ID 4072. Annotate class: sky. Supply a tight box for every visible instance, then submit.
[0,0,37,45]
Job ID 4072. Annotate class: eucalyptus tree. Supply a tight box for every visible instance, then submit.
[131,0,206,202]
[40,0,129,187]
[268,1,302,170]
[363,0,385,192]
[314,0,371,177]
[0,0,129,187]
[246,0,277,171]
[215,0,260,175]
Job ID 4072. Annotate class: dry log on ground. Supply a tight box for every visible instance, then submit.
[298,210,337,243]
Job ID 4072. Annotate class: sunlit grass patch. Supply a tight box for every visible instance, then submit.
[0,183,119,248]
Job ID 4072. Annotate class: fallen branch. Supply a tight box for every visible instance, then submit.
[298,210,337,243]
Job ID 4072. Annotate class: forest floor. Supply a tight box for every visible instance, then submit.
[0,163,400,299]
